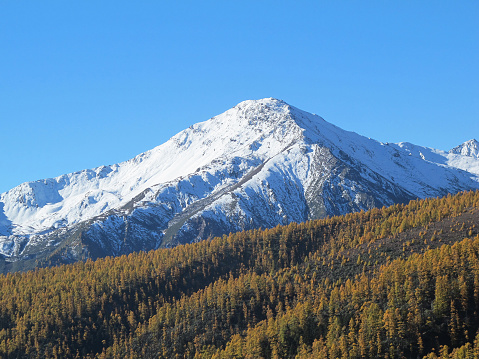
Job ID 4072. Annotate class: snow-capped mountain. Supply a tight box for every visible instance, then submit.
[1,98,479,272]
[450,139,479,158]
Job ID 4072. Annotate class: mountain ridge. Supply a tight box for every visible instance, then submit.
[1,98,478,271]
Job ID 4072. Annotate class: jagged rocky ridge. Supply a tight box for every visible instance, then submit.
[1,98,479,272]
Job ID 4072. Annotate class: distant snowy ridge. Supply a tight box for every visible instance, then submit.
[450,139,479,158]
[1,98,478,272]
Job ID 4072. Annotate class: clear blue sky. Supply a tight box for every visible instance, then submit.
[1,1,478,194]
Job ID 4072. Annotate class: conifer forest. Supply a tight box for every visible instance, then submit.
[1,190,479,358]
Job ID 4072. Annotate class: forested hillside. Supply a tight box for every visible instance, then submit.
[0,191,478,358]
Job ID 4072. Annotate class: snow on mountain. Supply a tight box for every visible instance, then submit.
[446,140,479,175]
[1,99,300,236]
[1,98,478,271]
[450,139,479,158]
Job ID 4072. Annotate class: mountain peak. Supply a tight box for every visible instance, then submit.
[226,98,327,136]
[228,98,294,123]
[234,97,288,109]
[449,139,479,158]
[187,98,304,152]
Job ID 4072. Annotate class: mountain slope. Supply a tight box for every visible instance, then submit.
[1,98,479,271]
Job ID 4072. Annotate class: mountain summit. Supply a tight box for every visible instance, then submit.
[1,98,479,272]
[450,139,479,158]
